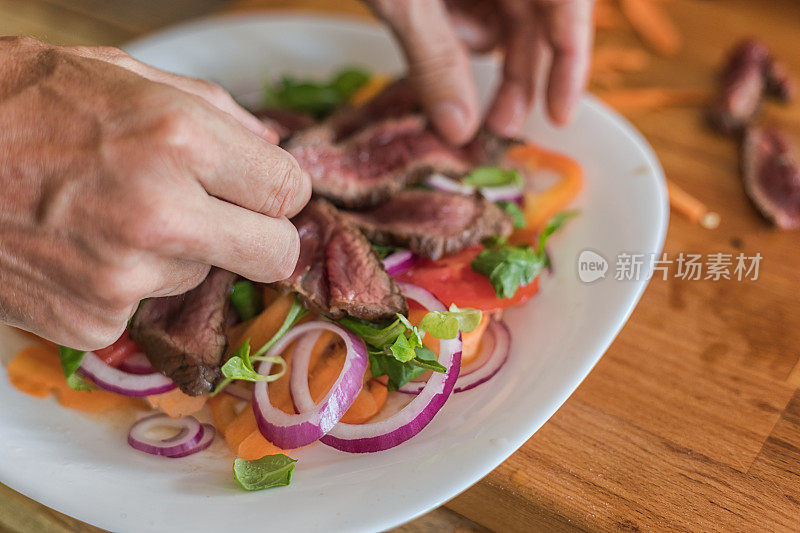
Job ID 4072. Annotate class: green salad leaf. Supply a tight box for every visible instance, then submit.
[263,67,370,117]
[211,297,306,396]
[58,346,95,391]
[463,166,523,188]
[233,454,297,491]
[471,211,578,299]
[496,201,526,229]
[419,305,482,340]
[230,280,263,321]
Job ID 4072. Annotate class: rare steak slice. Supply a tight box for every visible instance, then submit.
[342,190,514,260]
[275,198,408,321]
[130,268,237,396]
[741,125,800,229]
[287,115,469,208]
[254,107,316,142]
[330,78,419,141]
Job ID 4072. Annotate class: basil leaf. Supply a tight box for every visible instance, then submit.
[263,68,370,117]
[233,454,297,491]
[471,244,543,299]
[338,316,406,348]
[230,281,263,321]
[496,201,526,229]
[409,346,447,373]
[58,346,95,391]
[464,166,523,188]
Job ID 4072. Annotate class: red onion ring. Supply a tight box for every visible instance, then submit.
[118,352,155,375]
[167,424,216,458]
[128,413,206,457]
[252,321,368,449]
[381,249,417,276]
[78,351,176,397]
[292,282,462,453]
[398,318,510,395]
[424,173,474,195]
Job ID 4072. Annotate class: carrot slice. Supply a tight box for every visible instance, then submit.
[146,388,207,418]
[507,145,584,242]
[339,379,389,424]
[619,0,682,56]
[237,430,286,460]
[7,344,141,412]
[461,313,490,367]
[208,394,240,434]
[227,293,295,354]
[350,74,391,106]
[597,87,710,112]
[224,407,260,452]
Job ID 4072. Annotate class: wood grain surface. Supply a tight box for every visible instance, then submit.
[1,1,799,532]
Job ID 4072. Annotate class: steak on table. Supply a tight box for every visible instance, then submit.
[287,115,469,208]
[275,198,408,321]
[130,268,236,396]
[741,125,800,230]
[342,189,514,260]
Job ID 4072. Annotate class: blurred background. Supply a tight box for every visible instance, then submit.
[1,1,799,532]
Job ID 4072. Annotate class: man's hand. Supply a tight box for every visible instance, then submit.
[368,0,595,143]
[0,37,311,350]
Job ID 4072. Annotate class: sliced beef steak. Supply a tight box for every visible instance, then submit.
[276,198,408,321]
[130,268,236,396]
[343,190,513,260]
[741,126,800,229]
[287,115,469,208]
[330,78,419,141]
[254,107,316,142]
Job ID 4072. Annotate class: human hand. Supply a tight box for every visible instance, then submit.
[0,37,311,350]
[367,0,595,143]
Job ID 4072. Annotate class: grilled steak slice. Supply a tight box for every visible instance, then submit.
[130,268,236,396]
[287,115,469,208]
[330,78,419,141]
[741,126,800,230]
[276,198,408,321]
[343,190,514,260]
[254,107,316,142]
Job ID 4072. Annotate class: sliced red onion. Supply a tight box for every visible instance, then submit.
[479,184,523,203]
[382,249,417,276]
[167,424,216,458]
[118,352,155,375]
[398,318,509,395]
[128,413,205,457]
[223,382,254,402]
[78,351,176,397]
[252,321,368,449]
[425,173,475,195]
[453,319,510,393]
[294,282,462,453]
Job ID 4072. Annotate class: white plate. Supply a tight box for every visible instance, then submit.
[0,14,667,533]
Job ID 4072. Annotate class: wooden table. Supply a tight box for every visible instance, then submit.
[2,1,800,531]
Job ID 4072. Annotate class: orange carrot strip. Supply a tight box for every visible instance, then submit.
[592,46,651,74]
[667,180,720,229]
[224,407,260,452]
[227,293,295,355]
[507,144,584,243]
[619,0,682,56]
[237,430,286,460]
[146,388,207,418]
[597,87,710,112]
[340,379,388,424]
[208,394,240,434]
[350,74,391,106]
[593,0,625,30]
[460,313,490,367]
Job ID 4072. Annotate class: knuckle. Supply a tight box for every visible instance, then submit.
[150,108,198,149]
[0,36,40,49]
[90,266,141,308]
[117,194,176,251]
[197,79,231,103]
[263,157,305,217]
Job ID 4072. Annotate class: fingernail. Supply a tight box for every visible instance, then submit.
[487,83,527,137]
[430,102,472,144]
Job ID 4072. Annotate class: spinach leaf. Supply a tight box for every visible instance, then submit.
[58,346,94,391]
[233,454,297,491]
[230,280,263,321]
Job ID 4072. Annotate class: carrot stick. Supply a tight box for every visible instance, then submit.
[592,46,651,74]
[597,87,710,112]
[594,1,625,30]
[208,394,240,434]
[146,388,207,418]
[619,0,682,56]
[667,180,720,229]
[237,430,286,460]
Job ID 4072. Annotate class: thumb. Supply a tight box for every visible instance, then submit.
[371,0,480,145]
